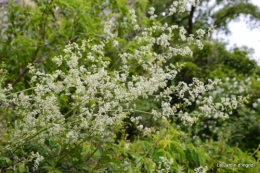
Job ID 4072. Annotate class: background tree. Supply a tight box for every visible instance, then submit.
[149,0,260,34]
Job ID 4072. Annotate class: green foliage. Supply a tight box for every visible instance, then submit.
[0,0,260,172]
[213,1,260,33]
[149,0,260,34]
[0,0,132,91]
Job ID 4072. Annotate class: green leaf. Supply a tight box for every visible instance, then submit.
[135,0,149,11]
[18,164,27,173]
[4,171,14,173]
[133,141,143,152]
[197,151,206,165]
[0,157,12,166]
[102,57,112,61]
[54,168,63,173]
[46,158,56,168]
[143,157,156,172]
[257,150,260,161]
[190,149,199,164]
[142,141,151,152]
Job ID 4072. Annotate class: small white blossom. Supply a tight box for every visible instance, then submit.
[113,40,119,47]
[194,166,208,173]
[148,7,155,15]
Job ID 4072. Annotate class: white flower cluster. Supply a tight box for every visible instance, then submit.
[103,21,117,39]
[190,78,249,122]
[129,9,140,30]
[157,156,174,173]
[194,166,208,173]
[169,1,179,15]
[148,7,157,19]
[191,77,252,136]
[7,152,44,172]
[30,152,44,171]
[252,98,260,108]
[168,0,201,15]
[210,77,250,97]
[197,96,244,119]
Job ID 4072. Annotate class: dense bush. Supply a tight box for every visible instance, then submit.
[0,0,259,172]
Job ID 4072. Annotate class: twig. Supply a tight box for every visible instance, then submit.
[11,47,39,86]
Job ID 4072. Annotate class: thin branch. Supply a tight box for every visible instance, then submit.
[86,142,103,163]
[187,5,196,35]
[135,128,168,166]
[11,47,40,87]
[10,40,64,88]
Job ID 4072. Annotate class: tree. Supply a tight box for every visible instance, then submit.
[149,0,260,35]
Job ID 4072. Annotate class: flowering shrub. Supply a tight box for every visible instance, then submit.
[190,76,260,151]
[0,0,259,172]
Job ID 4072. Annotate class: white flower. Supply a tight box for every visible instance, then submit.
[194,166,208,173]
[104,21,116,38]
[53,56,63,66]
[169,5,177,15]
[129,9,137,25]
[156,33,170,47]
[113,40,119,47]
[196,39,204,49]
[148,7,155,15]
[196,29,206,36]
[253,102,258,108]
[29,152,44,171]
